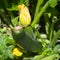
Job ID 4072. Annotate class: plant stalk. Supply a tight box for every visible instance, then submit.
[31,1,49,27]
[34,0,43,18]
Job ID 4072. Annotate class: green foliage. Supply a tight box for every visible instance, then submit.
[54,45,60,54]
[0,34,15,60]
[33,54,59,60]
[49,0,57,8]
[31,1,49,27]
[0,0,29,28]
[7,0,29,11]
[0,0,60,60]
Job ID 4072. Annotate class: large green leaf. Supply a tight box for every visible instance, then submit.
[12,27,42,53]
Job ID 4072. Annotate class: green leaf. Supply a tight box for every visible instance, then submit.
[54,45,60,54]
[33,54,59,60]
[0,34,14,59]
[11,16,19,26]
[7,5,18,11]
[12,27,42,53]
[24,0,29,6]
[33,54,45,60]
[7,0,29,11]
[41,54,59,60]
[23,57,33,60]
[49,0,57,8]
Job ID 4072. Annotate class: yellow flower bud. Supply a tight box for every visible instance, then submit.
[12,48,23,56]
[18,4,31,27]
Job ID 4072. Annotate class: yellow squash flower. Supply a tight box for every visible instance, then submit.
[12,48,23,56]
[18,4,31,27]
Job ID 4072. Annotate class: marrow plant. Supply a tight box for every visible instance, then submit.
[0,0,60,60]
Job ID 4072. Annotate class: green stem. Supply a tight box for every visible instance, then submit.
[4,0,14,18]
[44,13,51,38]
[0,10,13,29]
[31,1,49,27]
[0,10,9,24]
[50,22,54,47]
[34,0,43,18]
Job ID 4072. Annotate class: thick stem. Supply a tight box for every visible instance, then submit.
[31,1,49,27]
[34,0,43,18]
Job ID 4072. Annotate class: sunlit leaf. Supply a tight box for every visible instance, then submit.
[49,0,57,8]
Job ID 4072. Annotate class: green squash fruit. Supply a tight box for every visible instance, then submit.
[12,27,42,53]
